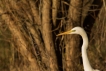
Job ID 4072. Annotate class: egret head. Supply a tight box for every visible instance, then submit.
[56,27,86,36]
[57,27,100,71]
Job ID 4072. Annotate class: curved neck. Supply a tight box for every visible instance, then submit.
[81,34,93,71]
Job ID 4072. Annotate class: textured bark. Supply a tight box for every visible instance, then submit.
[0,9,40,71]
[29,0,41,25]
[63,0,82,71]
[25,22,49,71]
[52,0,59,26]
[81,0,94,25]
[41,0,58,71]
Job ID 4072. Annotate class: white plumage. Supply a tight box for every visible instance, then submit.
[57,27,100,71]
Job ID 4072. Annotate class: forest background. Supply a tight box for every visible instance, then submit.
[0,0,106,71]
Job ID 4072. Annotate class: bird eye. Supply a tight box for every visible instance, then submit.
[71,30,76,32]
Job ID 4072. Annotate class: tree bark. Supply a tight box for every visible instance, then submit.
[41,0,58,71]
[0,9,40,71]
[63,0,82,71]
[52,0,59,26]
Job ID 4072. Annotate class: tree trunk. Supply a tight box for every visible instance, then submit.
[41,0,58,71]
[0,9,40,71]
[63,0,82,71]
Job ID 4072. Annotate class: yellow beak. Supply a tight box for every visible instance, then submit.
[56,30,75,36]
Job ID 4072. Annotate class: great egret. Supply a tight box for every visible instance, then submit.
[57,27,100,71]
